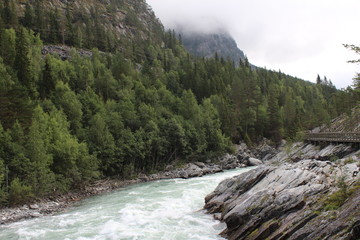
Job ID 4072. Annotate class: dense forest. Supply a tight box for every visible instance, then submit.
[0,0,358,206]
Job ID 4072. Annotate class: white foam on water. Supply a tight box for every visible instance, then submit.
[0,168,253,240]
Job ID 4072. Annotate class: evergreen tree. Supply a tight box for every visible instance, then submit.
[267,84,282,144]
[26,106,55,196]
[15,27,36,97]
[316,74,321,85]
[3,0,17,28]
[65,4,74,45]
[48,8,62,44]
[22,3,34,29]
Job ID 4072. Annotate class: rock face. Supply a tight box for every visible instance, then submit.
[205,155,360,240]
[178,31,246,67]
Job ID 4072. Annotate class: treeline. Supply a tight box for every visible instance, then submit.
[0,0,357,206]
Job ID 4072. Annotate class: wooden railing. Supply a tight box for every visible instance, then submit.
[305,132,360,143]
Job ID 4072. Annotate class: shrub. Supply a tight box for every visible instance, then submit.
[8,178,34,206]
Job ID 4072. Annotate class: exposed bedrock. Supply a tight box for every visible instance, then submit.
[205,156,360,240]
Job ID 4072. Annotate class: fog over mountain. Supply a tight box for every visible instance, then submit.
[147,0,360,89]
[178,30,247,66]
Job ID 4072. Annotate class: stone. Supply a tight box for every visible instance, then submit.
[165,165,173,171]
[30,212,42,218]
[248,157,263,166]
[204,157,360,240]
[194,162,206,168]
[179,170,188,179]
[29,204,39,210]
[138,174,149,182]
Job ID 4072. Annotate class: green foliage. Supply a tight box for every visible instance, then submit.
[8,178,34,206]
[0,0,355,207]
[322,177,357,211]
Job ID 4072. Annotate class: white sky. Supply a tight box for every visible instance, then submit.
[146,0,360,89]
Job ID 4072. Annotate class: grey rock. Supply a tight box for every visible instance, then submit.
[29,204,39,210]
[185,163,203,177]
[138,174,149,182]
[165,165,173,171]
[20,205,29,210]
[248,157,263,166]
[30,212,42,218]
[204,158,360,240]
[179,170,188,179]
[194,162,206,168]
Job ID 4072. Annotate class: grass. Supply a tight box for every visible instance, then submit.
[343,158,356,165]
[322,177,360,211]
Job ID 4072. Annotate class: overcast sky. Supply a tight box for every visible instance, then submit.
[146,0,360,89]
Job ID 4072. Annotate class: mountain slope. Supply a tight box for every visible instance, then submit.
[5,0,164,51]
[179,31,246,65]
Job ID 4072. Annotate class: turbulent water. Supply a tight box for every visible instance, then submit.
[0,168,252,240]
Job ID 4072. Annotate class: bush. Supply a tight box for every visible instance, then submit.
[8,178,34,206]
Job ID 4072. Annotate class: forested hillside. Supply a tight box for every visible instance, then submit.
[0,0,357,206]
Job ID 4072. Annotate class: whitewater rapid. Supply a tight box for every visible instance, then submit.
[0,168,253,240]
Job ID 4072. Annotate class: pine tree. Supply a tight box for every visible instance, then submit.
[39,56,55,99]
[65,3,74,45]
[15,27,36,97]
[48,8,62,44]
[316,74,321,85]
[22,3,34,29]
[267,84,282,144]
[33,0,45,38]
[3,0,18,28]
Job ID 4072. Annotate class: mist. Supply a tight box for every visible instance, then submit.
[147,0,360,89]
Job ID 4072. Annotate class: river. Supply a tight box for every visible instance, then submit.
[0,168,252,240]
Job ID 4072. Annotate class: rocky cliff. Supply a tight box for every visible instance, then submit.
[178,31,246,65]
[11,0,164,51]
[205,142,360,240]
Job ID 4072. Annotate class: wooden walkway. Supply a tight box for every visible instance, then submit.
[305,132,360,143]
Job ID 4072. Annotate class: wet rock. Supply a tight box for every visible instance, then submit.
[179,170,188,179]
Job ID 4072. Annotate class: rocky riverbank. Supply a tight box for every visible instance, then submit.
[0,144,263,225]
[204,142,360,240]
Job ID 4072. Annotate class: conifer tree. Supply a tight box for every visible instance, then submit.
[15,27,36,97]
[3,0,17,28]
[267,84,282,144]
[22,3,34,29]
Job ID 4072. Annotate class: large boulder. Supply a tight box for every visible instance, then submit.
[185,163,203,178]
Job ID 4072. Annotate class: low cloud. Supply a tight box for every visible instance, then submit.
[147,0,360,88]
